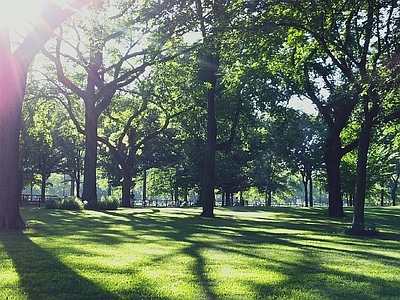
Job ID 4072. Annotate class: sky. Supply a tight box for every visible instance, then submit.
[288,96,318,115]
[0,0,74,32]
[0,0,44,30]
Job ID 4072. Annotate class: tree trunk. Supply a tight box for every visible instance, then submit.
[267,190,272,206]
[76,18,105,208]
[302,174,308,207]
[201,52,219,218]
[391,175,398,206]
[0,31,25,228]
[352,115,375,230]
[174,177,179,206]
[120,166,131,207]
[70,174,75,196]
[309,170,314,207]
[0,2,87,229]
[107,183,112,196]
[324,133,345,217]
[184,186,188,203]
[75,168,81,198]
[142,169,147,204]
[40,173,46,204]
[82,106,98,207]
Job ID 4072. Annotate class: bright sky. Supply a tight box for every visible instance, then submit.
[0,0,72,31]
[288,96,318,115]
[0,0,42,30]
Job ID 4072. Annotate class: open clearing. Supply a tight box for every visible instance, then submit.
[1,206,400,299]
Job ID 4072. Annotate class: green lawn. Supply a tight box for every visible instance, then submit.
[1,206,400,300]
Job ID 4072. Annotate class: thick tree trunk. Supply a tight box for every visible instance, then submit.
[302,175,308,207]
[351,91,380,232]
[324,133,345,217]
[40,173,46,204]
[82,107,98,207]
[266,190,272,206]
[174,182,179,206]
[201,52,219,218]
[201,116,216,216]
[352,118,374,230]
[0,34,25,228]
[120,165,132,207]
[0,2,87,229]
[309,170,314,207]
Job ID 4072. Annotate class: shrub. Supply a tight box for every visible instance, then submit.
[45,197,84,210]
[45,198,60,209]
[96,195,120,210]
[59,197,85,210]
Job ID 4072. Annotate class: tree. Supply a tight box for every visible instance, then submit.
[20,97,66,203]
[0,0,88,229]
[289,113,325,207]
[98,92,187,207]
[129,55,203,206]
[261,0,400,226]
[245,110,292,206]
[41,0,198,208]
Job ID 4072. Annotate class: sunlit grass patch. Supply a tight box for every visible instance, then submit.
[0,267,24,300]
[0,206,399,299]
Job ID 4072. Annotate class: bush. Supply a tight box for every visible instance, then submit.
[45,197,84,210]
[59,197,85,210]
[45,198,60,209]
[96,195,120,210]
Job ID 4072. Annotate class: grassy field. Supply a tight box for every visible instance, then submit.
[1,206,400,300]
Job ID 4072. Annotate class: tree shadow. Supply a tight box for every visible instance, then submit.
[17,206,400,299]
[0,230,119,300]
[104,207,400,299]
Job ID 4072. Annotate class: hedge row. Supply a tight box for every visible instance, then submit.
[45,196,120,211]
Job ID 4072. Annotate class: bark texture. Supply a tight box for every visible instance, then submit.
[0,33,26,228]
[201,53,219,218]
[0,1,88,229]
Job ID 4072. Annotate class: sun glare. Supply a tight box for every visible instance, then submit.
[0,0,73,31]
[0,0,43,30]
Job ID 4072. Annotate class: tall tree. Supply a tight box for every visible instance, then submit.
[0,0,87,229]
[20,97,66,203]
[288,112,325,207]
[195,0,259,217]
[41,0,197,208]
[40,2,154,207]
[262,0,400,224]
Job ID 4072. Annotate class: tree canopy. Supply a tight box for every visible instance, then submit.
[1,0,400,232]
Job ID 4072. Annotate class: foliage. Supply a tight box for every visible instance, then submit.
[17,0,400,226]
[96,195,120,210]
[44,198,59,209]
[59,197,85,210]
[45,197,84,210]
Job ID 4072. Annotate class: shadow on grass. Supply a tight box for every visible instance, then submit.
[18,206,400,300]
[250,243,400,300]
[97,207,400,299]
[0,230,119,300]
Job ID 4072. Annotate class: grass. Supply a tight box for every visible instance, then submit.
[1,206,400,299]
